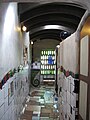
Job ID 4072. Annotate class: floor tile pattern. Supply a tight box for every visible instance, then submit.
[20,85,60,120]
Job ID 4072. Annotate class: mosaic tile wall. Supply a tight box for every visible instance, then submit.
[58,71,79,120]
[0,68,29,120]
[0,3,30,120]
[58,32,79,120]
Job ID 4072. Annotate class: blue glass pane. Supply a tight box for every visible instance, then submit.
[48,55,53,64]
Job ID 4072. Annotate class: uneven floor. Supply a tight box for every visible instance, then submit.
[20,84,60,120]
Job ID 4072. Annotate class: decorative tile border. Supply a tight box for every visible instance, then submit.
[59,66,79,119]
[60,66,79,79]
[0,65,24,89]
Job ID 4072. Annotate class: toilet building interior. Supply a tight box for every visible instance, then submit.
[0,1,90,120]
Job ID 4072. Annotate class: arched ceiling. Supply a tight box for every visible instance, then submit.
[18,2,86,42]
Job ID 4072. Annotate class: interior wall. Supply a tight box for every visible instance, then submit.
[60,32,79,73]
[58,31,80,120]
[0,3,30,120]
[33,39,59,61]
[0,3,22,77]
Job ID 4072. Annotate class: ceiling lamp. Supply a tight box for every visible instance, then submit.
[60,31,71,40]
[44,25,60,30]
[22,26,27,32]
[56,45,60,48]
[31,41,33,45]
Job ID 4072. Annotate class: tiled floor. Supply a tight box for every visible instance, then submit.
[20,84,60,120]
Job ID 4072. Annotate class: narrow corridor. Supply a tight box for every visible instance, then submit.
[19,85,59,120]
[0,2,90,120]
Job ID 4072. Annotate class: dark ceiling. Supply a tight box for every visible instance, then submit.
[18,2,86,61]
[18,2,86,42]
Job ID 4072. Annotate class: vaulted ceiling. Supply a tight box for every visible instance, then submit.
[18,2,86,42]
[17,1,87,61]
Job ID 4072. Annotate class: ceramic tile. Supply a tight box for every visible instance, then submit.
[0,103,5,119]
[30,97,40,102]
[26,105,41,112]
[20,84,60,120]
[32,116,39,120]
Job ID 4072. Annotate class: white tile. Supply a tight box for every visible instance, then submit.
[8,77,13,84]
[9,110,14,120]
[13,108,17,120]
[0,104,4,119]
[32,116,39,120]
[4,82,9,98]
[67,115,70,120]
[70,83,74,94]
[11,99,14,111]
[63,103,67,114]
[1,115,5,120]
[72,93,78,101]
[67,91,70,105]
[63,79,67,90]
[4,96,8,112]
[4,111,9,120]
[72,108,75,120]
[13,110,17,120]
[67,103,70,115]
[71,94,76,107]
[58,80,62,88]
[65,77,68,91]
[68,78,71,92]
[70,76,74,85]
[63,90,67,102]
[8,105,12,120]
[0,88,4,106]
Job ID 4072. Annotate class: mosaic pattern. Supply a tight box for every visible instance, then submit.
[58,33,79,120]
[58,70,79,120]
[20,85,59,120]
[0,67,29,120]
[0,65,24,89]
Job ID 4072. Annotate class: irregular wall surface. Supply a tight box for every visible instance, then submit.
[58,32,79,120]
[0,3,30,120]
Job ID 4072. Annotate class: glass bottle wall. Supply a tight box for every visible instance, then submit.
[40,50,55,81]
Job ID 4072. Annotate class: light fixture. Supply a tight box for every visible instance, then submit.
[22,26,27,31]
[56,45,60,48]
[31,41,33,45]
[44,25,60,30]
[60,31,71,40]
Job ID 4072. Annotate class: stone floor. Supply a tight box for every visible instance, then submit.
[19,84,60,120]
